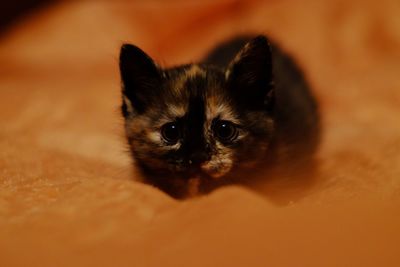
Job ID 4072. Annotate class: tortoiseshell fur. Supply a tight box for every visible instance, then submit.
[119,36,320,198]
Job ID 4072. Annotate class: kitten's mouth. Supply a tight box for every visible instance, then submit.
[185,166,211,180]
[200,161,231,179]
[200,165,225,179]
[175,162,232,180]
[172,159,232,180]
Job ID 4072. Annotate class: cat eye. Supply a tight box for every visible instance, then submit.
[213,120,238,143]
[161,122,180,144]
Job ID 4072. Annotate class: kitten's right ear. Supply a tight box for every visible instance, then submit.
[225,36,274,110]
[119,44,162,115]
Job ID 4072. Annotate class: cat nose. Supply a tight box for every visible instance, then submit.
[189,151,210,165]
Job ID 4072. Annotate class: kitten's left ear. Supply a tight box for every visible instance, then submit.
[119,44,162,115]
[226,35,274,109]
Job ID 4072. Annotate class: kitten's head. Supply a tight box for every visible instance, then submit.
[120,36,275,190]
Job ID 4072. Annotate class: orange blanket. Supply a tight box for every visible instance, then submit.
[1,0,399,266]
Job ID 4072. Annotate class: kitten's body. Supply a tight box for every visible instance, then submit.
[120,36,320,198]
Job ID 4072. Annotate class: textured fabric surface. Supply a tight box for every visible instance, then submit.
[1,0,400,266]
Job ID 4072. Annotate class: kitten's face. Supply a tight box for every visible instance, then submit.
[120,37,275,191]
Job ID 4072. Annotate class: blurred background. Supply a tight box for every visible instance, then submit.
[1,0,55,33]
[0,0,399,266]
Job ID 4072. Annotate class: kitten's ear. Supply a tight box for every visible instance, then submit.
[226,36,274,109]
[119,44,162,115]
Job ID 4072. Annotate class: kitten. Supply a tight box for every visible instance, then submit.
[119,35,320,198]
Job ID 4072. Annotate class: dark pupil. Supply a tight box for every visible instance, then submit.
[215,121,236,141]
[161,123,180,143]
